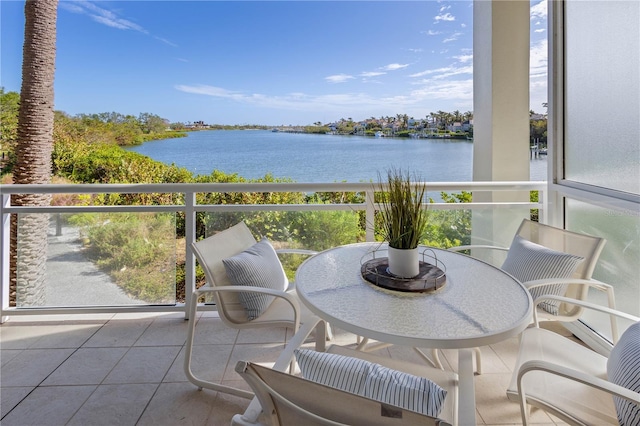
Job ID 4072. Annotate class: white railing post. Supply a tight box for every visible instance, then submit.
[1,194,11,323]
[365,189,375,242]
[184,191,196,320]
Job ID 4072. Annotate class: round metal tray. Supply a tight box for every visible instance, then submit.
[360,247,446,293]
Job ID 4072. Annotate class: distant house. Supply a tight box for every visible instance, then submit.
[408,119,423,130]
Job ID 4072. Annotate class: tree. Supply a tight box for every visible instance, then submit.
[0,88,20,158]
[11,0,59,306]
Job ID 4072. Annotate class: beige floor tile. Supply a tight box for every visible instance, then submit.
[490,336,521,371]
[0,324,61,349]
[164,344,234,383]
[192,317,240,345]
[225,343,286,381]
[474,346,512,374]
[0,349,23,366]
[0,348,74,387]
[67,383,157,426]
[205,392,253,426]
[83,319,152,347]
[104,346,181,384]
[474,372,554,425]
[42,347,128,385]
[0,386,33,418]
[28,323,102,349]
[134,318,190,346]
[236,326,288,344]
[1,385,96,426]
[0,318,102,349]
[136,382,217,426]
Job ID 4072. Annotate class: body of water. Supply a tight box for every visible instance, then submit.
[126,130,547,182]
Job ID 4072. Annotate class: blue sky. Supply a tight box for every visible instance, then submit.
[1,1,548,125]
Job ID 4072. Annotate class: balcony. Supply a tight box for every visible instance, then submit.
[0,181,555,425]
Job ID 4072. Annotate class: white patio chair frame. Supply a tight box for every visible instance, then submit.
[449,219,612,325]
[508,294,640,425]
[183,221,326,399]
[445,219,614,373]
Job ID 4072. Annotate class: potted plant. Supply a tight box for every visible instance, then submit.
[377,167,428,278]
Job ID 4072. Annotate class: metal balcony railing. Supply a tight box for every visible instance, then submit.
[1,181,545,320]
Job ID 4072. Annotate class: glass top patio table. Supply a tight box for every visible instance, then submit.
[295,242,533,349]
[294,242,533,426]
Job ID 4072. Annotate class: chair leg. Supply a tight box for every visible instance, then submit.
[473,347,483,375]
[183,299,253,399]
[413,348,444,369]
[325,322,334,341]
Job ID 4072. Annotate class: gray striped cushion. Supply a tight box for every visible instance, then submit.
[501,235,584,315]
[222,238,288,320]
[607,321,640,426]
[295,349,371,395]
[294,349,447,417]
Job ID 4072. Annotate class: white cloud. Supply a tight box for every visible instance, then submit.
[409,64,472,79]
[531,0,547,20]
[325,74,355,84]
[174,81,473,117]
[426,30,443,36]
[440,5,451,12]
[453,54,473,63]
[360,71,386,77]
[534,28,546,33]
[410,79,473,102]
[443,32,463,43]
[155,36,178,47]
[381,63,409,71]
[530,38,548,79]
[434,12,456,23]
[60,1,183,45]
[175,85,242,99]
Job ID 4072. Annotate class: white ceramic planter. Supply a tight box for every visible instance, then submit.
[387,246,420,278]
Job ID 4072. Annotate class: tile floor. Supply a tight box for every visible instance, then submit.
[1,311,575,426]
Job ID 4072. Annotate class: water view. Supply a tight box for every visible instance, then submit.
[126,130,548,182]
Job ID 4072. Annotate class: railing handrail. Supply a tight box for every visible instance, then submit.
[0,181,546,194]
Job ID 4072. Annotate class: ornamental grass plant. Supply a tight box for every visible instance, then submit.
[377,167,428,250]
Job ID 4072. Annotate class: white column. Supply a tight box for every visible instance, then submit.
[472,0,531,258]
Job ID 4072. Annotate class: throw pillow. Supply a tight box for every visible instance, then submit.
[222,238,288,320]
[501,235,584,315]
[294,349,447,417]
[607,321,640,426]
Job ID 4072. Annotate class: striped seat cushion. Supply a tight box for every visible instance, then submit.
[501,235,584,315]
[607,321,640,426]
[222,238,288,320]
[294,349,447,417]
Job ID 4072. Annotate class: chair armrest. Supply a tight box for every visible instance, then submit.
[524,278,613,293]
[517,359,640,423]
[531,295,639,328]
[447,244,509,253]
[193,286,302,331]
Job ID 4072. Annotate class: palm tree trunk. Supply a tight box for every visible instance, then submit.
[10,0,58,306]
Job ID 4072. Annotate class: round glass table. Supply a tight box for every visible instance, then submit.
[294,242,533,425]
